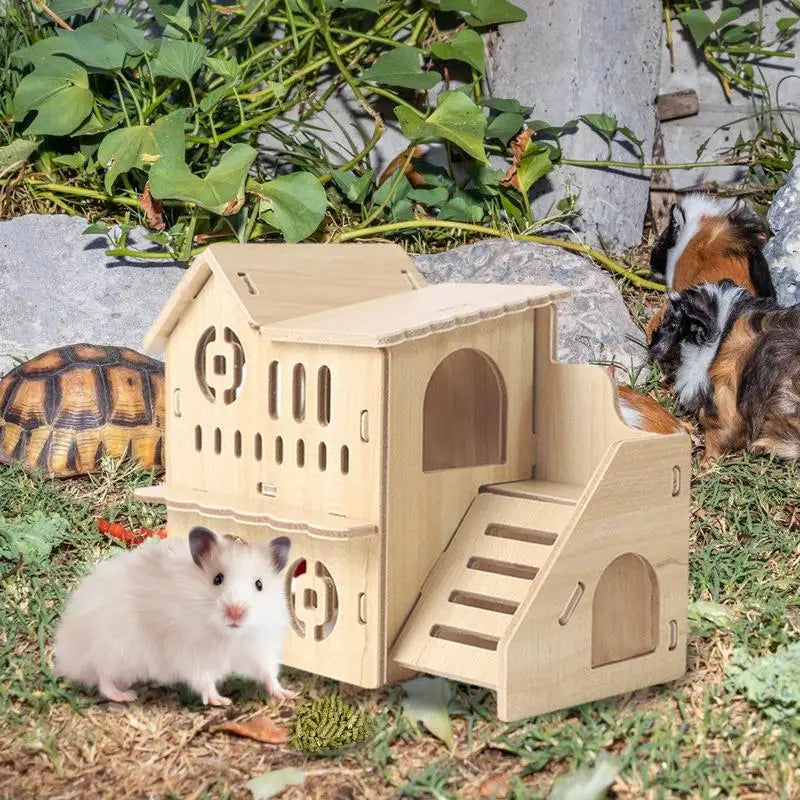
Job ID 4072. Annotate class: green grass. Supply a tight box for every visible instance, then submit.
[1,443,799,797]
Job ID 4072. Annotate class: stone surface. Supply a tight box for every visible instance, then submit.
[0,215,185,374]
[486,1,663,249]
[411,240,647,374]
[764,156,800,307]
[658,1,800,191]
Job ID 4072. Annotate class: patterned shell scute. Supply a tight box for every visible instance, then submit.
[0,344,165,477]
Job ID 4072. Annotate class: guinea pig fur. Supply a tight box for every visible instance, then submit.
[648,280,800,461]
[53,527,293,706]
[616,384,688,435]
[650,193,774,298]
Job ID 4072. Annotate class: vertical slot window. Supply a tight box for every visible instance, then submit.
[318,442,327,471]
[194,425,202,452]
[297,439,305,467]
[254,433,263,461]
[234,430,242,458]
[275,436,284,464]
[340,445,350,475]
[317,366,331,425]
[293,364,306,421]
[268,361,280,419]
[214,427,222,454]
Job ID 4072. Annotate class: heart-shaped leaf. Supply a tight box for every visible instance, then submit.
[443,0,526,26]
[98,110,186,193]
[246,768,306,800]
[581,112,618,139]
[484,96,533,115]
[431,29,485,73]
[397,91,488,163]
[332,169,375,205]
[401,676,454,748]
[13,56,93,137]
[46,0,100,18]
[361,45,441,90]
[517,146,554,194]
[486,111,525,143]
[150,143,257,215]
[254,172,328,242]
[0,139,38,179]
[678,7,741,48]
[408,186,449,205]
[151,39,208,82]
[439,189,485,222]
[204,55,240,80]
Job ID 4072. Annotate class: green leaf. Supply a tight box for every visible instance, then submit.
[342,0,379,10]
[517,146,553,195]
[430,29,485,73]
[372,174,411,209]
[439,189,485,222]
[391,198,415,220]
[397,91,488,163]
[151,39,208,82]
[255,172,328,242]
[726,644,800,723]
[246,768,306,800]
[407,186,449,205]
[486,111,524,143]
[361,45,441,90]
[677,9,714,47]
[150,143,257,215]
[777,17,799,33]
[53,152,86,168]
[460,0,526,26]
[581,112,618,139]
[618,125,643,157]
[402,677,454,748]
[204,55,240,80]
[13,56,93,137]
[0,512,70,567]
[0,139,38,179]
[551,752,621,800]
[98,110,186,193]
[70,111,125,137]
[46,0,101,18]
[715,7,743,32]
[473,163,504,196]
[688,599,736,634]
[484,97,533,115]
[83,221,111,235]
[332,169,374,204]
[200,84,231,113]
[410,158,452,187]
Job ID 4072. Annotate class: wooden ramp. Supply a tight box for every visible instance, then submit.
[391,487,577,688]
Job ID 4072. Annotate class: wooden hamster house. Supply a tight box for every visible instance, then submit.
[137,243,690,722]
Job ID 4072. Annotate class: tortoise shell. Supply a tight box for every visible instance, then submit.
[0,344,165,478]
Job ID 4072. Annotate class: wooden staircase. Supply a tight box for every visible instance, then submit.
[391,482,580,688]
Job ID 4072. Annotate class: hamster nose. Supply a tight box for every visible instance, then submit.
[224,604,247,624]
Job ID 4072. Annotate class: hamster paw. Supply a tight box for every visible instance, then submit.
[98,676,137,704]
[271,686,297,701]
[203,691,232,707]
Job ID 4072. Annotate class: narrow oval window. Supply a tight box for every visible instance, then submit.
[194,425,202,452]
[234,430,242,458]
[297,439,305,467]
[293,364,306,422]
[214,427,222,454]
[268,361,280,419]
[340,445,350,475]
[318,442,327,471]
[317,366,331,425]
[275,436,284,464]
[254,433,263,461]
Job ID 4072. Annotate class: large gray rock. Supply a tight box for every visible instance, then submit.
[486,1,663,249]
[765,156,800,307]
[411,240,647,374]
[0,215,185,374]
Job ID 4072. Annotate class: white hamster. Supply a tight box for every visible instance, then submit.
[53,526,295,706]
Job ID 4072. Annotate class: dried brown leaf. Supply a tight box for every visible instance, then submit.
[378,146,427,188]
[499,128,535,191]
[139,181,165,232]
[210,715,288,744]
[221,196,246,216]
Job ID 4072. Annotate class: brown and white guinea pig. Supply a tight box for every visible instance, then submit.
[649,279,800,461]
[53,527,294,706]
[650,194,774,297]
[615,383,688,435]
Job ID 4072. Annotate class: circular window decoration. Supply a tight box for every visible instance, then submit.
[194,326,246,404]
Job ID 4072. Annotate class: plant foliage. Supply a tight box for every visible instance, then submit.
[0,0,638,259]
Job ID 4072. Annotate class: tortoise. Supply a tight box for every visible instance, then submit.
[0,344,165,478]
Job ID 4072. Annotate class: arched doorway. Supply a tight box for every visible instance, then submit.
[422,349,507,472]
[591,553,659,667]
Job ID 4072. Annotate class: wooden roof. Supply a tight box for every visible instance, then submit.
[143,242,569,353]
[262,282,570,348]
[143,242,426,353]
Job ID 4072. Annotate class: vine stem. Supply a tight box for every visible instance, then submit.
[104,246,206,260]
[333,219,666,291]
[29,0,73,30]
[22,181,141,208]
[561,157,749,170]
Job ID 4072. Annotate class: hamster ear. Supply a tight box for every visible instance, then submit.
[268,536,291,573]
[670,202,685,230]
[189,527,219,568]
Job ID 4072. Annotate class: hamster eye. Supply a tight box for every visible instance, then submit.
[213,572,224,586]
[255,579,263,591]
